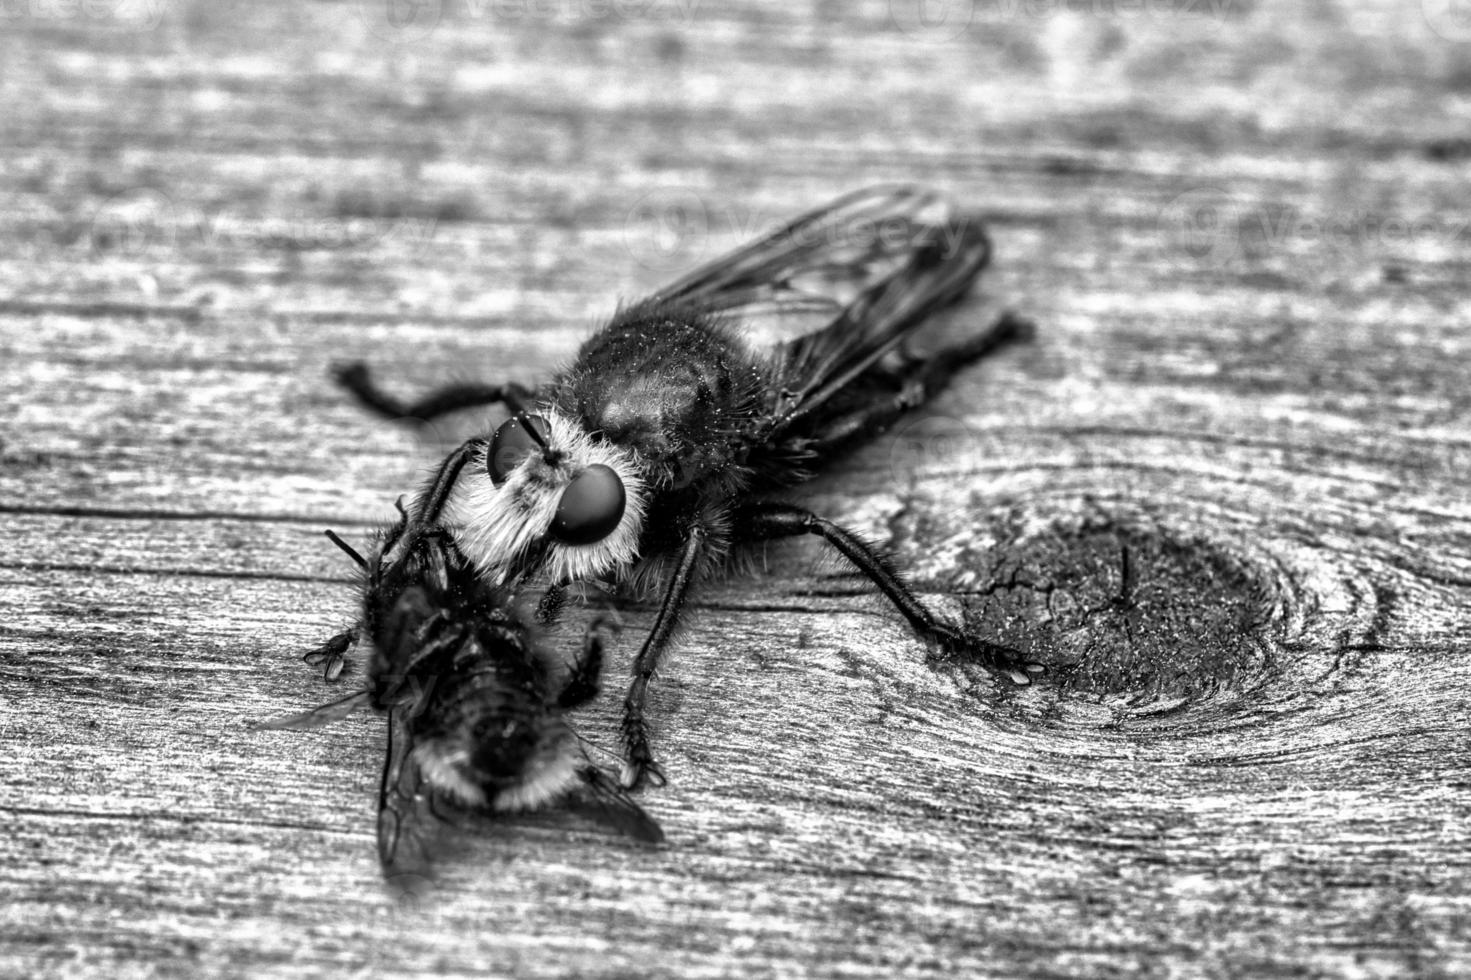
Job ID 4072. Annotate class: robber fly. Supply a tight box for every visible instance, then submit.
[334,185,1042,790]
[257,510,662,891]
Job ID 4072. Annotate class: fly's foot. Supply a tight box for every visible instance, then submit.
[332,361,417,422]
[619,757,668,792]
[621,675,668,790]
[924,621,1045,687]
[332,361,377,398]
[302,629,357,682]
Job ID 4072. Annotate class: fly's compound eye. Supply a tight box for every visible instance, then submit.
[551,464,626,545]
[488,415,552,485]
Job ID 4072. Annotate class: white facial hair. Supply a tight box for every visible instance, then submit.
[439,409,648,587]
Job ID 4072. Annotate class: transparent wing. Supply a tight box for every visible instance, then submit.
[253,689,371,730]
[376,708,449,901]
[571,765,665,844]
[649,185,992,434]
[653,185,951,317]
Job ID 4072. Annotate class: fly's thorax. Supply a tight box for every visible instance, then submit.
[441,409,647,586]
[565,313,769,488]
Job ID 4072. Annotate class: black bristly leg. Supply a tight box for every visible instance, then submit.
[734,501,1042,684]
[406,437,487,531]
[559,617,611,710]
[364,438,488,574]
[620,525,707,790]
[906,309,1034,384]
[334,362,533,424]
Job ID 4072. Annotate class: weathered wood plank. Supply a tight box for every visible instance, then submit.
[3,1,1470,977]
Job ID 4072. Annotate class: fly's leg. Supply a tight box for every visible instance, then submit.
[378,436,487,552]
[734,502,1043,684]
[621,525,707,790]
[560,616,613,710]
[334,363,533,424]
[363,440,487,614]
[416,438,485,525]
[910,308,1033,380]
[806,311,1034,456]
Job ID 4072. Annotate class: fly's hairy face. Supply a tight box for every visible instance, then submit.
[442,409,648,587]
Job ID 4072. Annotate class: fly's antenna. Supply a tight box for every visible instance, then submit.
[516,411,564,467]
[324,529,369,570]
[503,389,564,467]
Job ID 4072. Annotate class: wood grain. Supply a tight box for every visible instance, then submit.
[3,1,1469,977]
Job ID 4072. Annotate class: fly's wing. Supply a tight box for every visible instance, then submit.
[376,707,448,902]
[253,689,372,730]
[648,185,991,434]
[771,211,990,434]
[570,765,665,844]
[653,185,950,317]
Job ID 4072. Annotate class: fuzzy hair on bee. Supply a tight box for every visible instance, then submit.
[257,512,662,891]
[333,185,1045,793]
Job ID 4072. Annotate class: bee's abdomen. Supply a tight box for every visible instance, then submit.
[425,638,562,786]
[433,642,546,730]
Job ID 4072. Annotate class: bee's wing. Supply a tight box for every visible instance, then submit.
[253,689,372,730]
[651,185,991,432]
[571,765,665,844]
[376,708,448,900]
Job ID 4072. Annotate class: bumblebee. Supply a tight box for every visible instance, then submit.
[259,513,661,890]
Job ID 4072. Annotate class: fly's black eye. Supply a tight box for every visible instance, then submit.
[487,415,551,486]
[551,464,625,545]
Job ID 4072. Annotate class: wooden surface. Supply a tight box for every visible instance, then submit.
[3,1,1470,977]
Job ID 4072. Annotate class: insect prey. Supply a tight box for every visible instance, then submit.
[257,511,662,891]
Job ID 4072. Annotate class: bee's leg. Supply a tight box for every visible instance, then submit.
[334,362,533,424]
[620,526,707,790]
[733,502,1043,685]
[559,617,611,710]
[807,311,1034,456]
